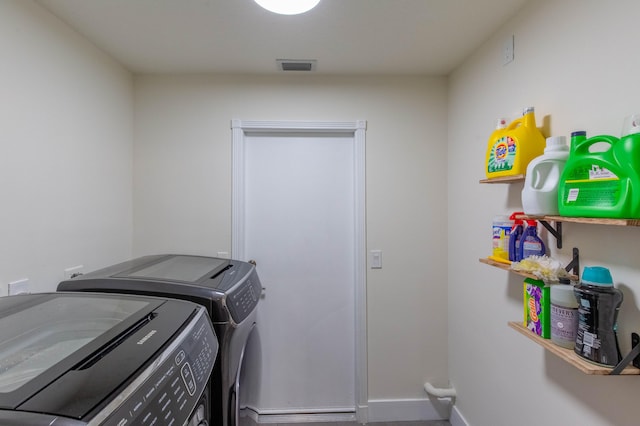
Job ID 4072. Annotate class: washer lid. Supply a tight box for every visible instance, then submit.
[0,293,196,420]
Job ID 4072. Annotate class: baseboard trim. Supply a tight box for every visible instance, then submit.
[450,406,469,426]
[241,399,454,424]
[367,398,448,422]
[240,407,357,424]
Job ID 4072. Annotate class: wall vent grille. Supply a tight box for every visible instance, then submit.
[277,59,317,72]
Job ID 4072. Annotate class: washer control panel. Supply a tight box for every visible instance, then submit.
[101,311,217,426]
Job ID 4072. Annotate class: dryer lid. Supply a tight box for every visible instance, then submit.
[118,255,229,283]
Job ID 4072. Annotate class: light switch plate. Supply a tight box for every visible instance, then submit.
[370,250,382,269]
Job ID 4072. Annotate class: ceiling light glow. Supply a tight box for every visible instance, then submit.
[254,0,321,15]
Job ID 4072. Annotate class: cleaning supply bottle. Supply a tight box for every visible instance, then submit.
[490,215,513,263]
[485,107,546,179]
[521,135,570,215]
[559,124,640,218]
[508,212,524,262]
[574,266,623,366]
[613,113,640,214]
[519,220,546,260]
[551,284,579,349]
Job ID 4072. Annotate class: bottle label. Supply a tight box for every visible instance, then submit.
[575,293,604,359]
[574,287,622,365]
[487,136,516,173]
[563,164,621,207]
[551,303,577,341]
[522,239,543,258]
[492,224,511,258]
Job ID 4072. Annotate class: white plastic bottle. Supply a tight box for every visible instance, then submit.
[521,136,570,215]
[550,284,579,349]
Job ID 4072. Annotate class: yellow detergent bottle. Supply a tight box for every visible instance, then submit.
[485,107,546,179]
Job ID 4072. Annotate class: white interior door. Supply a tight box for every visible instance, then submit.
[232,121,367,420]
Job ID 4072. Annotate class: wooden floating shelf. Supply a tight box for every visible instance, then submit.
[508,322,640,375]
[479,258,578,281]
[479,174,525,184]
[479,257,537,280]
[544,216,640,227]
[504,214,640,227]
[514,214,545,221]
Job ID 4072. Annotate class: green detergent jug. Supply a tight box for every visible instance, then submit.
[558,130,640,218]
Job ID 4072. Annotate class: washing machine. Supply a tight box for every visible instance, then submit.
[0,292,217,426]
[57,254,262,426]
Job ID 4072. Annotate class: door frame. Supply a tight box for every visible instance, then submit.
[231,120,368,423]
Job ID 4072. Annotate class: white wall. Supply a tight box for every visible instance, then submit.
[133,74,450,407]
[449,1,640,425]
[0,1,133,294]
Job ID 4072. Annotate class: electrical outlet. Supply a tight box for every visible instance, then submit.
[64,265,84,280]
[8,278,29,295]
[503,35,514,65]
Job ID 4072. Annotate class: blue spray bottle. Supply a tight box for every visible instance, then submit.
[508,212,524,262]
[519,220,546,260]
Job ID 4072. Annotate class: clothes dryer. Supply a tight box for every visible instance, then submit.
[58,254,262,426]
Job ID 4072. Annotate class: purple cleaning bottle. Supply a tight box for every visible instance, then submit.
[508,212,524,262]
[518,220,546,260]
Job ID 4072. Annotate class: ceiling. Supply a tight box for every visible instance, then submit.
[37,0,528,76]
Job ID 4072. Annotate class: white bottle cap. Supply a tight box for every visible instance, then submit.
[544,136,569,153]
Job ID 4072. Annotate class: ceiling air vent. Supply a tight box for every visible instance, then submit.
[277,59,317,72]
